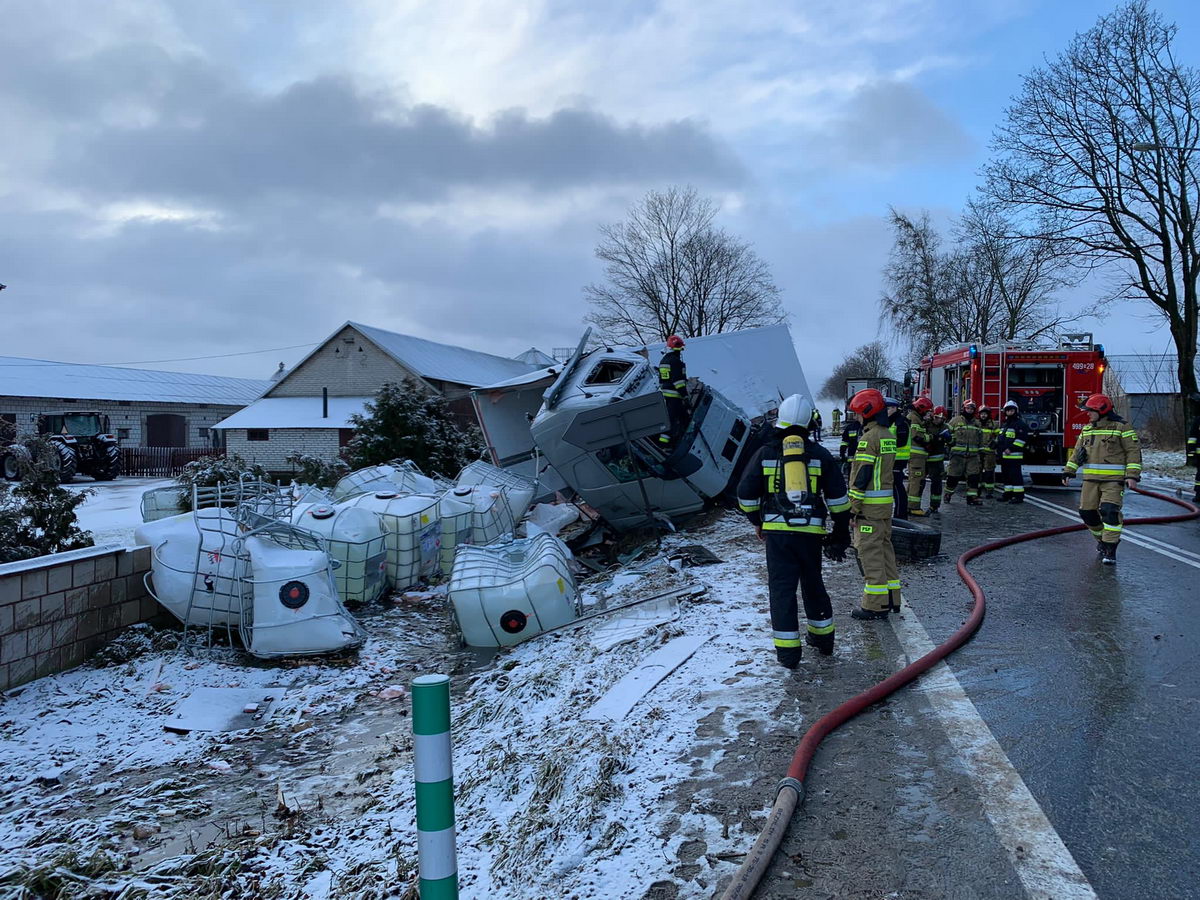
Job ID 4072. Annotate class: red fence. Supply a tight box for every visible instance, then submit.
[120,447,221,478]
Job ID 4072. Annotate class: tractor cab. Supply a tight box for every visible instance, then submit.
[38,412,113,440]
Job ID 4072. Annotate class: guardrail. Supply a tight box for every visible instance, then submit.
[120,447,221,477]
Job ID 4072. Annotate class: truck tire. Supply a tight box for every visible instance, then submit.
[92,443,121,481]
[891,517,941,561]
[54,442,78,484]
[2,444,29,481]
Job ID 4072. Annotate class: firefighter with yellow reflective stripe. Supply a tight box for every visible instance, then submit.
[996,400,1030,503]
[847,389,900,620]
[978,406,999,499]
[906,396,933,516]
[1187,392,1200,504]
[1062,393,1142,564]
[945,399,985,506]
[657,335,690,447]
[736,394,851,668]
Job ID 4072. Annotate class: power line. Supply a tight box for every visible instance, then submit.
[99,342,318,366]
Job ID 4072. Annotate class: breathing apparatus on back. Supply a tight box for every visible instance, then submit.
[775,394,816,518]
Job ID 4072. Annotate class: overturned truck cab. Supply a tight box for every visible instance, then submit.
[530,341,757,532]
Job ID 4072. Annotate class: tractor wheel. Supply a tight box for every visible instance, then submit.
[2,444,29,481]
[891,517,941,561]
[92,443,121,481]
[54,442,78,484]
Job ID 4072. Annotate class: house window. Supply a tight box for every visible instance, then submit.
[339,429,354,448]
[198,427,210,440]
[247,429,270,442]
[1,414,15,442]
[117,428,131,441]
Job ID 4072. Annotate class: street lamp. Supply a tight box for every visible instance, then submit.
[1131,141,1192,152]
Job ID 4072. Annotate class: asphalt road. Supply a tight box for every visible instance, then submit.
[897,484,1200,900]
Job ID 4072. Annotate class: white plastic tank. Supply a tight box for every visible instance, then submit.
[344,491,441,590]
[135,509,244,627]
[291,502,389,604]
[448,532,579,647]
[332,462,443,502]
[455,461,535,531]
[242,536,363,656]
[444,485,513,547]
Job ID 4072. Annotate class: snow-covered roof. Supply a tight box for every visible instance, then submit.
[212,396,370,430]
[1107,354,1197,395]
[0,356,269,405]
[350,322,538,388]
[514,347,557,367]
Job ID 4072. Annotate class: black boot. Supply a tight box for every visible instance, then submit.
[851,606,889,621]
[776,647,802,669]
[1101,543,1118,565]
[805,632,834,656]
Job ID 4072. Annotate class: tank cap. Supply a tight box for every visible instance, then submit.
[374,491,399,499]
[308,505,335,519]
[453,486,472,496]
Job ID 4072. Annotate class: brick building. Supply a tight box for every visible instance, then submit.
[0,356,268,451]
[213,322,540,470]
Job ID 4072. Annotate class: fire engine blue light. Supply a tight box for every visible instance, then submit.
[969,344,978,358]
[1096,343,1105,357]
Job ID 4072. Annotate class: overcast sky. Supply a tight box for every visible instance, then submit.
[2,0,1195,387]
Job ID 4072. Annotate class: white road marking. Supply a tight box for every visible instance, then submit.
[890,609,1097,899]
[1023,494,1200,570]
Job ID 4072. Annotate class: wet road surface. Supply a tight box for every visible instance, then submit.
[900,485,1200,900]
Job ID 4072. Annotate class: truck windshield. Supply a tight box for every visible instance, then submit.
[52,415,102,436]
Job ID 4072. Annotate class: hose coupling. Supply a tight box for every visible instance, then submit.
[776,777,805,803]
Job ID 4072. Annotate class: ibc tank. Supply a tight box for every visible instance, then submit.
[135,508,244,627]
[332,462,443,502]
[345,491,441,590]
[456,461,535,531]
[448,532,579,647]
[291,502,389,604]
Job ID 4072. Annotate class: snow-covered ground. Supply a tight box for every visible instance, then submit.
[1138,448,1196,493]
[0,510,870,898]
[64,477,175,547]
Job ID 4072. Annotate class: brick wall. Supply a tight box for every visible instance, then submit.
[267,325,417,398]
[225,427,345,469]
[0,397,246,449]
[0,545,157,692]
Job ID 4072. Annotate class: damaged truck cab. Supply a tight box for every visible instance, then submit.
[530,341,756,532]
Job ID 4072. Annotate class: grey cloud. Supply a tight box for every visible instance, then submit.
[28,45,742,205]
[813,80,974,169]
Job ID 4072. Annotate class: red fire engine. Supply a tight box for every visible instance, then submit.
[917,334,1107,479]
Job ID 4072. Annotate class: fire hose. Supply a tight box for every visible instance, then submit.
[718,485,1200,900]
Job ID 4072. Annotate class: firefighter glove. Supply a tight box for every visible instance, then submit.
[823,530,850,563]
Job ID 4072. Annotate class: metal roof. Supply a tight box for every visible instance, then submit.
[213,396,369,430]
[514,347,557,367]
[1106,354,1197,395]
[0,356,270,405]
[351,322,539,388]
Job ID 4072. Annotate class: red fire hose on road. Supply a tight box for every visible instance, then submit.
[718,486,1200,900]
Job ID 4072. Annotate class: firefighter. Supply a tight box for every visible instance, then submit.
[978,406,999,499]
[839,413,863,482]
[847,389,900,619]
[737,394,851,668]
[811,408,823,441]
[906,396,933,515]
[923,406,950,513]
[945,399,985,506]
[1187,392,1200,504]
[887,397,910,520]
[1062,393,1142,563]
[996,400,1030,503]
[831,407,842,436]
[657,335,689,447]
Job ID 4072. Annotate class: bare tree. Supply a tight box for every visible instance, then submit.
[817,341,893,402]
[984,0,1200,417]
[880,204,1081,361]
[584,186,786,344]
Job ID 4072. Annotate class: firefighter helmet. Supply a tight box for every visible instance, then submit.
[912,396,933,414]
[1003,400,1020,413]
[979,405,992,417]
[1083,393,1113,415]
[849,389,886,419]
[962,399,978,412]
[775,394,815,430]
[933,405,947,417]
[666,335,685,350]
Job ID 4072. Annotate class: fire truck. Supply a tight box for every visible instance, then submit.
[916,334,1107,481]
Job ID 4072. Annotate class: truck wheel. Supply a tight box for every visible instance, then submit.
[54,443,78,484]
[891,517,941,561]
[2,445,27,481]
[92,444,121,481]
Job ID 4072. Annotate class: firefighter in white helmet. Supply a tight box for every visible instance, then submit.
[737,394,851,668]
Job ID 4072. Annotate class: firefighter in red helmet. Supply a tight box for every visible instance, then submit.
[1062,393,1142,563]
[658,335,689,448]
[847,389,900,619]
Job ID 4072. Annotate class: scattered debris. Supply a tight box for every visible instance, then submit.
[583,633,712,722]
[163,687,287,733]
[376,685,406,700]
[90,623,180,667]
[666,543,723,568]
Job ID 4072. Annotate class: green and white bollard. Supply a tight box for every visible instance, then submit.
[412,673,458,899]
